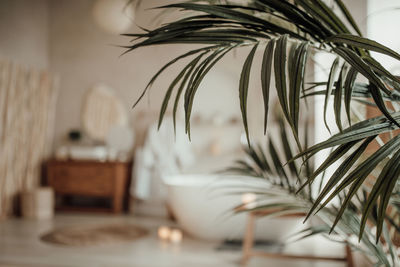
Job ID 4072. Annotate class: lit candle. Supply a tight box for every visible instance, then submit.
[241,193,257,204]
[158,226,171,240]
[245,202,257,209]
[169,229,183,244]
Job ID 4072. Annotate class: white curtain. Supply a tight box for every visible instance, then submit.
[0,59,58,218]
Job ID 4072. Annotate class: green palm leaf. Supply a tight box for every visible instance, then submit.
[184,46,234,138]
[323,57,340,133]
[304,136,375,221]
[240,44,259,145]
[333,63,348,132]
[327,34,400,61]
[172,53,206,133]
[360,149,400,242]
[158,53,207,129]
[261,40,275,134]
[323,135,400,234]
[132,45,222,109]
[343,67,357,125]
[292,112,400,162]
[274,35,290,124]
[289,41,309,135]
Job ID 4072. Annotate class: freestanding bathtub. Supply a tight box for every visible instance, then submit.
[164,174,305,242]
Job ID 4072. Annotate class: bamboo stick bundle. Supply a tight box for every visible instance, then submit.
[2,63,19,217]
[0,60,58,218]
[0,60,11,219]
[23,68,39,191]
[11,65,27,194]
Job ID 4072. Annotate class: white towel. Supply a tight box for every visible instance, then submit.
[132,118,194,200]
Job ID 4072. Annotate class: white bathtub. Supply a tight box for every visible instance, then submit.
[164,174,305,242]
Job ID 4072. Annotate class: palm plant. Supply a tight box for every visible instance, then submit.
[226,117,399,266]
[124,0,400,246]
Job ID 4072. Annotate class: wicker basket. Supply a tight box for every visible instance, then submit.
[21,187,54,220]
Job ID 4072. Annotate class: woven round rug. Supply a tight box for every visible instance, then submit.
[40,224,148,246]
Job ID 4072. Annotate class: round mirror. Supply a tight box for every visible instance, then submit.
[81,84,128,142]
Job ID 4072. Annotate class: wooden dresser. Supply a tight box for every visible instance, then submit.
[47,160,132,213]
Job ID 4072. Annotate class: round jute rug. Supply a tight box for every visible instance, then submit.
[40,224,148,246]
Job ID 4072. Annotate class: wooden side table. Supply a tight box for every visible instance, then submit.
[47,160,132,213]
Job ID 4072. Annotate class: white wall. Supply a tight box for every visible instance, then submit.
[0,0,369,156]
[49,0,267,149]
[367,0,400,74]
[0,0,49,69]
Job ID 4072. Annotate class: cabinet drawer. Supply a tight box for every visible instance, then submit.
[48,165,115,196]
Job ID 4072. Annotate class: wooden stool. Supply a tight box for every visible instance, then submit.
[241,210,354,266]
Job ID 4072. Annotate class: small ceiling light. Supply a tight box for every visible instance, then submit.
[92,0,135,34]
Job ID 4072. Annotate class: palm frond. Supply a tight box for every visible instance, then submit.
[124,0,400,245]
[226,119,396,265]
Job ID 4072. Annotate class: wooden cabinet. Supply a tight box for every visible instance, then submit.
[47,160,132,213]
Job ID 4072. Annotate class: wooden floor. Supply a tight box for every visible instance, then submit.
[0,213,368,267]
